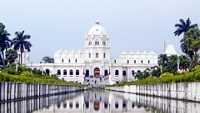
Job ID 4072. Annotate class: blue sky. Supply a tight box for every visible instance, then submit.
[1,0,200,62]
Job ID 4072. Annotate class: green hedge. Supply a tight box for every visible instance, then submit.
[0,70,83,86]
[108,65,200,87]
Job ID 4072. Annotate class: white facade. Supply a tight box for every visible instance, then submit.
[30,21,158,84]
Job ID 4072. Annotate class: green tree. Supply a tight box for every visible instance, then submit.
[42,56,54,63]
[167,55,178,74]
[5,49,18,66]
[158,54,168,73]
[135,70,144,80]
[158,54,179,74]
[143,68,150,78]
[12,31,32,65]
[174,18,198,36]
[0,22,11,69]
[180,28,200,68]
[150,66,161,77]
[178,55,190,71]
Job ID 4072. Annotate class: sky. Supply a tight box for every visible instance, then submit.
[1,0,200,63]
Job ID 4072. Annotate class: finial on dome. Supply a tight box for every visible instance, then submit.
[95,20,100,25]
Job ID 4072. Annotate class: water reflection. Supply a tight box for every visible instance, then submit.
[1,90,200,113]
[32,90,153,113]
[0,92,81,113]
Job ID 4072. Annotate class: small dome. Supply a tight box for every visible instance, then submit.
[88,21,107,35]
[165,44,177,56]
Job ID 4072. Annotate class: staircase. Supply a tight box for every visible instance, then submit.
[84,75,109,87]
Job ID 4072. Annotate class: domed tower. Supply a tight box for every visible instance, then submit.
[84,21,110,77]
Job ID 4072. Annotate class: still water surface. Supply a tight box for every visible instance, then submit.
[1,90,200,113]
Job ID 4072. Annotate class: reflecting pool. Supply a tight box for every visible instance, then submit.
[1,90,200,113]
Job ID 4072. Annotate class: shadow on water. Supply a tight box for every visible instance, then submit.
[1,89,200,113]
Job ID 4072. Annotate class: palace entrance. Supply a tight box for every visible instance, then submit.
[94,67,100,77]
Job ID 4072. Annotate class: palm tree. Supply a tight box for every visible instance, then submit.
[12,31,32,65]
[180,28,200,68]
[0,22,11,69]
[174,18,198,36]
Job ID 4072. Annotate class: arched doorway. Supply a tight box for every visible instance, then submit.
[94,67,100,77]
[85,70,89,77]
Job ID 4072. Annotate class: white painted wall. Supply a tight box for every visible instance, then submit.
[106,82,200,102]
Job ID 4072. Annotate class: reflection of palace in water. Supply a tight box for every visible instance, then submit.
[33,91,150,113]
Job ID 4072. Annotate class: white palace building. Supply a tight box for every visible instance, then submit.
[29,21,159,85]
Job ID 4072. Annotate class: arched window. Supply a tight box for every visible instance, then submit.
[75,59,77,63]
[141,60,143,64]
[102,41,106,46]
[103,53,106,58]
[115,102,119,109]
[63,70,67,75]
[85,101,89,109]
[85,70,89,77]
[57,104,61,108]
[104,102,108,109]
[63,102,67,108]
[115,70,119,75]
[123,70,126,76]
[62,59,64,63]
[57,70,61,75]
[70,70,73,75]
[95,41,99,45]
[122,100,126,108]
[132,102,135,108]
[45,69,50,75]
[76,102,79,108]
[132,70,135,76]
[104,70,108,76]
[148,60,150,64]
[96,53,99,58]
[69,102,73,109]
[89,41,92,45]
[89,53,91,58]
[68,59,71,63]
[127,60,129,64]
[76,70,79,75]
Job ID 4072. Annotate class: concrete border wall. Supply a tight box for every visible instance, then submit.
[0,82,86,102]
[105,82,200,102]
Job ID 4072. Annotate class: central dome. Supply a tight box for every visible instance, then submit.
[88,21,107,35]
